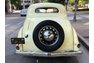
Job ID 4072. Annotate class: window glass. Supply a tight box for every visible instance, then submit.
[35,7,59,13]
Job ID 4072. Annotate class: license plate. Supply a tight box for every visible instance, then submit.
[11,38,25,44]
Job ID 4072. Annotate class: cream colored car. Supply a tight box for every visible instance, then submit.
[11,3,81,57]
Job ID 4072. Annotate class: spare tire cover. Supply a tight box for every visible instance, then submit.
[33,20,64,52]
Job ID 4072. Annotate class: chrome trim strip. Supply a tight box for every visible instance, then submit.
[16,51,82,57]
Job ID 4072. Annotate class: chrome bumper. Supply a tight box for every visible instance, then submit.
[16,51,82,57]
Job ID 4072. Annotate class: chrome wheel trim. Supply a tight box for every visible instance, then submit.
[38,26,59,46]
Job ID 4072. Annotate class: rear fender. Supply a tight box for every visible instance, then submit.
[72,28,80,51]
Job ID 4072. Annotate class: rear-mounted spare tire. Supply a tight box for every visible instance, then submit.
[33,20,64,52]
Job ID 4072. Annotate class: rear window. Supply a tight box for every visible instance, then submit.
[35,7,59,13]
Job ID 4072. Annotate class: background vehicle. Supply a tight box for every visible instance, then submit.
[11,3,81,57]
[20,8,27,16]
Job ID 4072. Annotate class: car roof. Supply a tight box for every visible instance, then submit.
[30,3,63,7]
[29,3,64,9]
[28,3,66,13]
[27,3,67,17]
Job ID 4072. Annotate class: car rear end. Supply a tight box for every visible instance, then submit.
[11,3,82,57]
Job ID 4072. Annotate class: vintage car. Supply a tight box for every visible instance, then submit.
[11,3,81,57]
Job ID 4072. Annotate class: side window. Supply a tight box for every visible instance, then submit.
[35,7,59,13]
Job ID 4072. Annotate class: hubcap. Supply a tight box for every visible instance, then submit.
[38,26,59,46]
[43,30,55,41]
